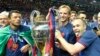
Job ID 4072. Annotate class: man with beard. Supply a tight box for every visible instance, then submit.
[0,10,34,56]
[55,19,100,56]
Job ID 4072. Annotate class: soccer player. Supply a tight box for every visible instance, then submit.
[0,10,34,56]
[55,19,100,56]
[54,5,76,56]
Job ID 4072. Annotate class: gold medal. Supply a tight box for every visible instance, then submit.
[11,43,18,51]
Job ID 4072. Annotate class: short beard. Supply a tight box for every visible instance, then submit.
[10,23,21,30]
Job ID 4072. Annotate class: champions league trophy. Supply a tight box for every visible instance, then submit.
[30,10,49,54]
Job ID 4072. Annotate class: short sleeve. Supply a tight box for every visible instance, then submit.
[78,30,97,47]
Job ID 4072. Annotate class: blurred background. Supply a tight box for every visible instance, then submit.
[0,0,100,14]
[0,0,100,20]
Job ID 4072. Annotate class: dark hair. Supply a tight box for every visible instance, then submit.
[8,10,21,18]
[78,11,86,15]
[71,11,77,14]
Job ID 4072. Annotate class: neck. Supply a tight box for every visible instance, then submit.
[79,29,86,37]
[62,20,68,26]
[10,24,19,31]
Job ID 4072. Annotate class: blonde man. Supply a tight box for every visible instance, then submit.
[54,5,76,56]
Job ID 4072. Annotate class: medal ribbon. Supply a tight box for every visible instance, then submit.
[10,29,20,43]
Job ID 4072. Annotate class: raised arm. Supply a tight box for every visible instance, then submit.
[55,30,85,55]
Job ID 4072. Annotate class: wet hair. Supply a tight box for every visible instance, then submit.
[8,10,21,18]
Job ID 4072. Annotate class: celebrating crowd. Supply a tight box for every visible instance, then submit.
[0,4,100,56]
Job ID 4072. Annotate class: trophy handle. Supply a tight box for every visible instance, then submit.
[30,10,41,49]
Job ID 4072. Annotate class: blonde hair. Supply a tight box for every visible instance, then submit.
[72,18,87,26]
[0,11,9,17]
[59,5,71,14]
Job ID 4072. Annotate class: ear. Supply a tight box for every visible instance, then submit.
[83,25,86,30]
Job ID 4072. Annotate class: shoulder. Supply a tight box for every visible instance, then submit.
[19,25,31,31]
[0,26,10,34]
[80,29,98,42]
[83,30,97,37]
[78,30,97,47]
[67,22,73,29]
[0,26,10,31]
[67,22,74,32]
[60,22,73,32]
[67,22,73,27]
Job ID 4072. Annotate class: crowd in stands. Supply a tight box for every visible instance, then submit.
[0,4,100,56]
